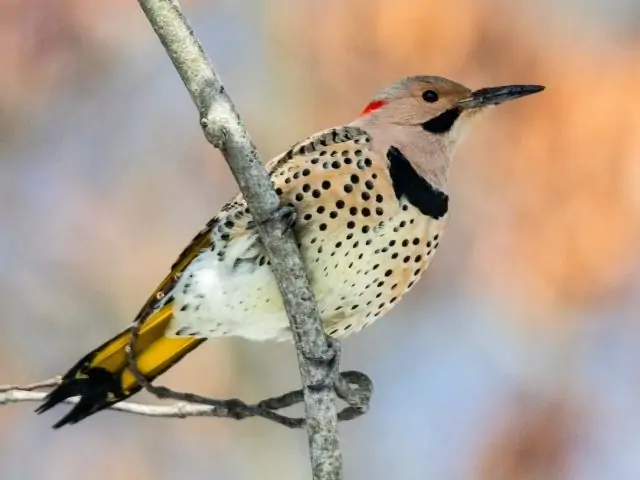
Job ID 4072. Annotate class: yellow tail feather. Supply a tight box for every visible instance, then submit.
[36,304,205,428]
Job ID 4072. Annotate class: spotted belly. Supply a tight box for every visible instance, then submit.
[167,207,444,342]
[305,206,444,337]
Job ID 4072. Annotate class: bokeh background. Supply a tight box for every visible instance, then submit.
[2,0,640,478]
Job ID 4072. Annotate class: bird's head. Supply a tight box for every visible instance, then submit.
[359,75,544,146]
[353,75,544,187]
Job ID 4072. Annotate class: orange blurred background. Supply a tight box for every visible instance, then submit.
[2,0,640,478]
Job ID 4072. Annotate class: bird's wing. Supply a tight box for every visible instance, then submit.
[264,125,399,234]
[135,125,393,320]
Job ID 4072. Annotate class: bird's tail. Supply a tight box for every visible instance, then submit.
[36,304,205,428]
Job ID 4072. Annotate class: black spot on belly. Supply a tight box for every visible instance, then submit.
[387,146,449,219]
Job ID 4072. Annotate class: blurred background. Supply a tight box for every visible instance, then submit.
[2,0,640,478]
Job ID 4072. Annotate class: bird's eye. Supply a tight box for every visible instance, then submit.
[422,90,439,103]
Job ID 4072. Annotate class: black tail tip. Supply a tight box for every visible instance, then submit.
[35,368,123,429]
[35,385,72,416]
[34,386,81,429]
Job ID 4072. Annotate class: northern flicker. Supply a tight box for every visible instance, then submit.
[37,76,543,427]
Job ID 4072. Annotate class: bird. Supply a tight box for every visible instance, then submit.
[36,76,544,428]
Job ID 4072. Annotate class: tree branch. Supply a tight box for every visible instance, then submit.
[0,0,373,452]
[0,373,372,427]
[131,0,351,477]
[0,1,375,475]
[2,388,227,420]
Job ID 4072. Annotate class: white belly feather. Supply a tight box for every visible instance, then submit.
[167,238,291,341]
[166,205,444,342]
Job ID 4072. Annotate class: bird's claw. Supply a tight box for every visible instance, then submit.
[305,336,342,392]
[261,203,297,236]
[336,370,374,421]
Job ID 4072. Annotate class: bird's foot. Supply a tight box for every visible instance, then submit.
[261,203,297,236]
[335,370,374,421]
[305,336,342,392]
[303,339,373,419]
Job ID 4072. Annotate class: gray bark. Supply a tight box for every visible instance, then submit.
[136,0,343,477]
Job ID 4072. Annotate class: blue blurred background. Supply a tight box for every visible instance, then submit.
[2,0,640,478]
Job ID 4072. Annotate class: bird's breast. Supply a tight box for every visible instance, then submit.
[298,199,445,336]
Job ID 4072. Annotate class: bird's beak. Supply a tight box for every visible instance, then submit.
[457,84,545,110]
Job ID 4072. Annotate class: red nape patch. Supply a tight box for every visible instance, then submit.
[359,100,386,117]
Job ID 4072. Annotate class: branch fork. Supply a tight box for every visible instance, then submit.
[2,1,375,478]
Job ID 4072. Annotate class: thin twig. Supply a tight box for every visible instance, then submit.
[122,345,307,428]
[2,389,223,418]
[0,377,61,393]
[0,373,372,427]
